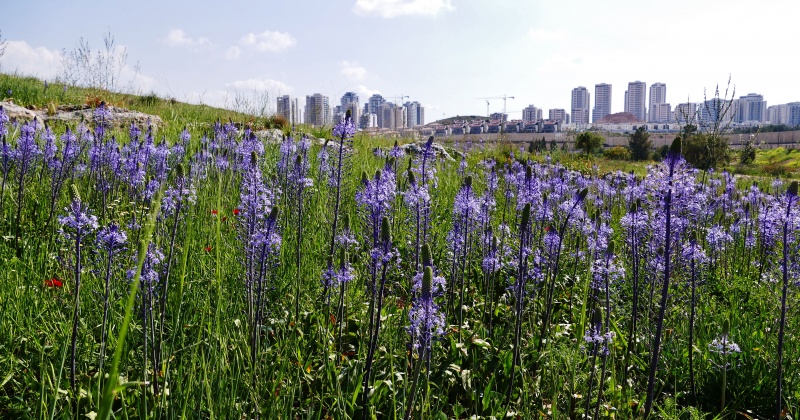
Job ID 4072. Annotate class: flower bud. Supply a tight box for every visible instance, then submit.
[422,243,432,267]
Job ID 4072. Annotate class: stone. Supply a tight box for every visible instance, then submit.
[0,100,163,128]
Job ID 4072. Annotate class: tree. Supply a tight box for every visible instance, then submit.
[628,126,653,161]
[575,131,604,155]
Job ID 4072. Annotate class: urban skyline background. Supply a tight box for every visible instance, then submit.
[1,0,798,121]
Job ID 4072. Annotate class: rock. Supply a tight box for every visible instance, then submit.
[0,100,163,128]
[0,101,39,121]
[253,128,286,144]
[398,141,458,161]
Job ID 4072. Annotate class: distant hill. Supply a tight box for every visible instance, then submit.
[596,112,644,124]
[432,115,485,125]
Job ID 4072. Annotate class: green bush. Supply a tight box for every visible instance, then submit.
[575,131,604,155]
[603,146,632,160]
[682,133,731,170]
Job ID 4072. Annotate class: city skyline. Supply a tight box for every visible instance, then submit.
[1,0,798,120]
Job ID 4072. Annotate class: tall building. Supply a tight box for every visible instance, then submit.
[592,83,612,123]
[379,102,395,129]
[624,81,647,122]
[522,105,543,122]
[304,93,330,127]
[699,98,735,129]
[768,104,789,125]
[404,101,424,127]
[341,92,360,124]
[549,108,568,123]
[276,95,301,126]
[648,83,668,122]
[571,86,590,125]
[736,93,767,124]
[393,105,408,129]
[368,94,386,115]
[788,102,800,127]
[674,102,698,125]
[359,112,377,129]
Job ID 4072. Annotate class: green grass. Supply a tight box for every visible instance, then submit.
[0,74,798,419]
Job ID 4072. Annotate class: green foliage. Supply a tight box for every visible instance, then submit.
[574,131,604,155]
[739,137,757,165]
[603,146,631,160]
[628,126,653,161]
[681,132,731,170]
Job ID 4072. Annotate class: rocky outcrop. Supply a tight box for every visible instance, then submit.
[0,100,163,128]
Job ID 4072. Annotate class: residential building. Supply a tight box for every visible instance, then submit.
[674,102,698,125]
[340,92,360,124]
[571,86,590,125]
[393,105,408,129]
[490,112,508,122]
[624,81,647,122]
[767,104,789,125]
[699,98,736,129]
[304,93,330,126]
[522,105,543,122]
[359,112,377,129]
[789,102,800,127]
[650,103,672,124]
[379,102,395,129]
[404,101,425,127]
[276,95,301,126]
[648,83,669,123]
[549,108,568,124]
[736,93,767,124]
[368,94,386,115]
[593,83,612,123]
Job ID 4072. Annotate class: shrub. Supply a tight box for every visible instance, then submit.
[682,133,731,170]
[575,131,604,155]
[603,146,631,160]
[629,126,653,161]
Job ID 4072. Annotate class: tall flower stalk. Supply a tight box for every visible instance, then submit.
[644,138,682,417]
[506,203,532,404]
[404,257,445,420]
[362,217,395,420]
[58,185,98,392]
[326,110,355,299]
[776,180,797,419]
[96,223,127,381]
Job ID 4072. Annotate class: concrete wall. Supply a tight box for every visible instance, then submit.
[429,129,800,150]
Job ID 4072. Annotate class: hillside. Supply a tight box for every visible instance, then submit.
[0,72,287,132]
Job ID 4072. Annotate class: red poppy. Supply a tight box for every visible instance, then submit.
[211,209,218,216]
[204,246,212,253]
[233,208,240,215]
[222,216,228,223]
[44,278,63,288]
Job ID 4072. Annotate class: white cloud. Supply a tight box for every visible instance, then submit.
[225,46,241,60]
[161,29,213,50]
[239,31,296,52]
[355,85,380,98]
[0,40,61,78]
[353,0,454,18]
[226,78,292,93]
[340,61,367,81]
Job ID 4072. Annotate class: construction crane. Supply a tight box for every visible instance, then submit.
[477,95,515,121]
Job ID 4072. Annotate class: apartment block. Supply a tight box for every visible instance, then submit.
[592,83,612,123]
[624,81,647,122]
[571,86,590,125]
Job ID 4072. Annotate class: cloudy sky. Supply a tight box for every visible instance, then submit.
[1,0,797,121]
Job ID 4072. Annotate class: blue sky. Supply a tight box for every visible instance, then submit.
[1,0,798,121]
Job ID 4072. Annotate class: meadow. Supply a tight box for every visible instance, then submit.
[0,78,799,420]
